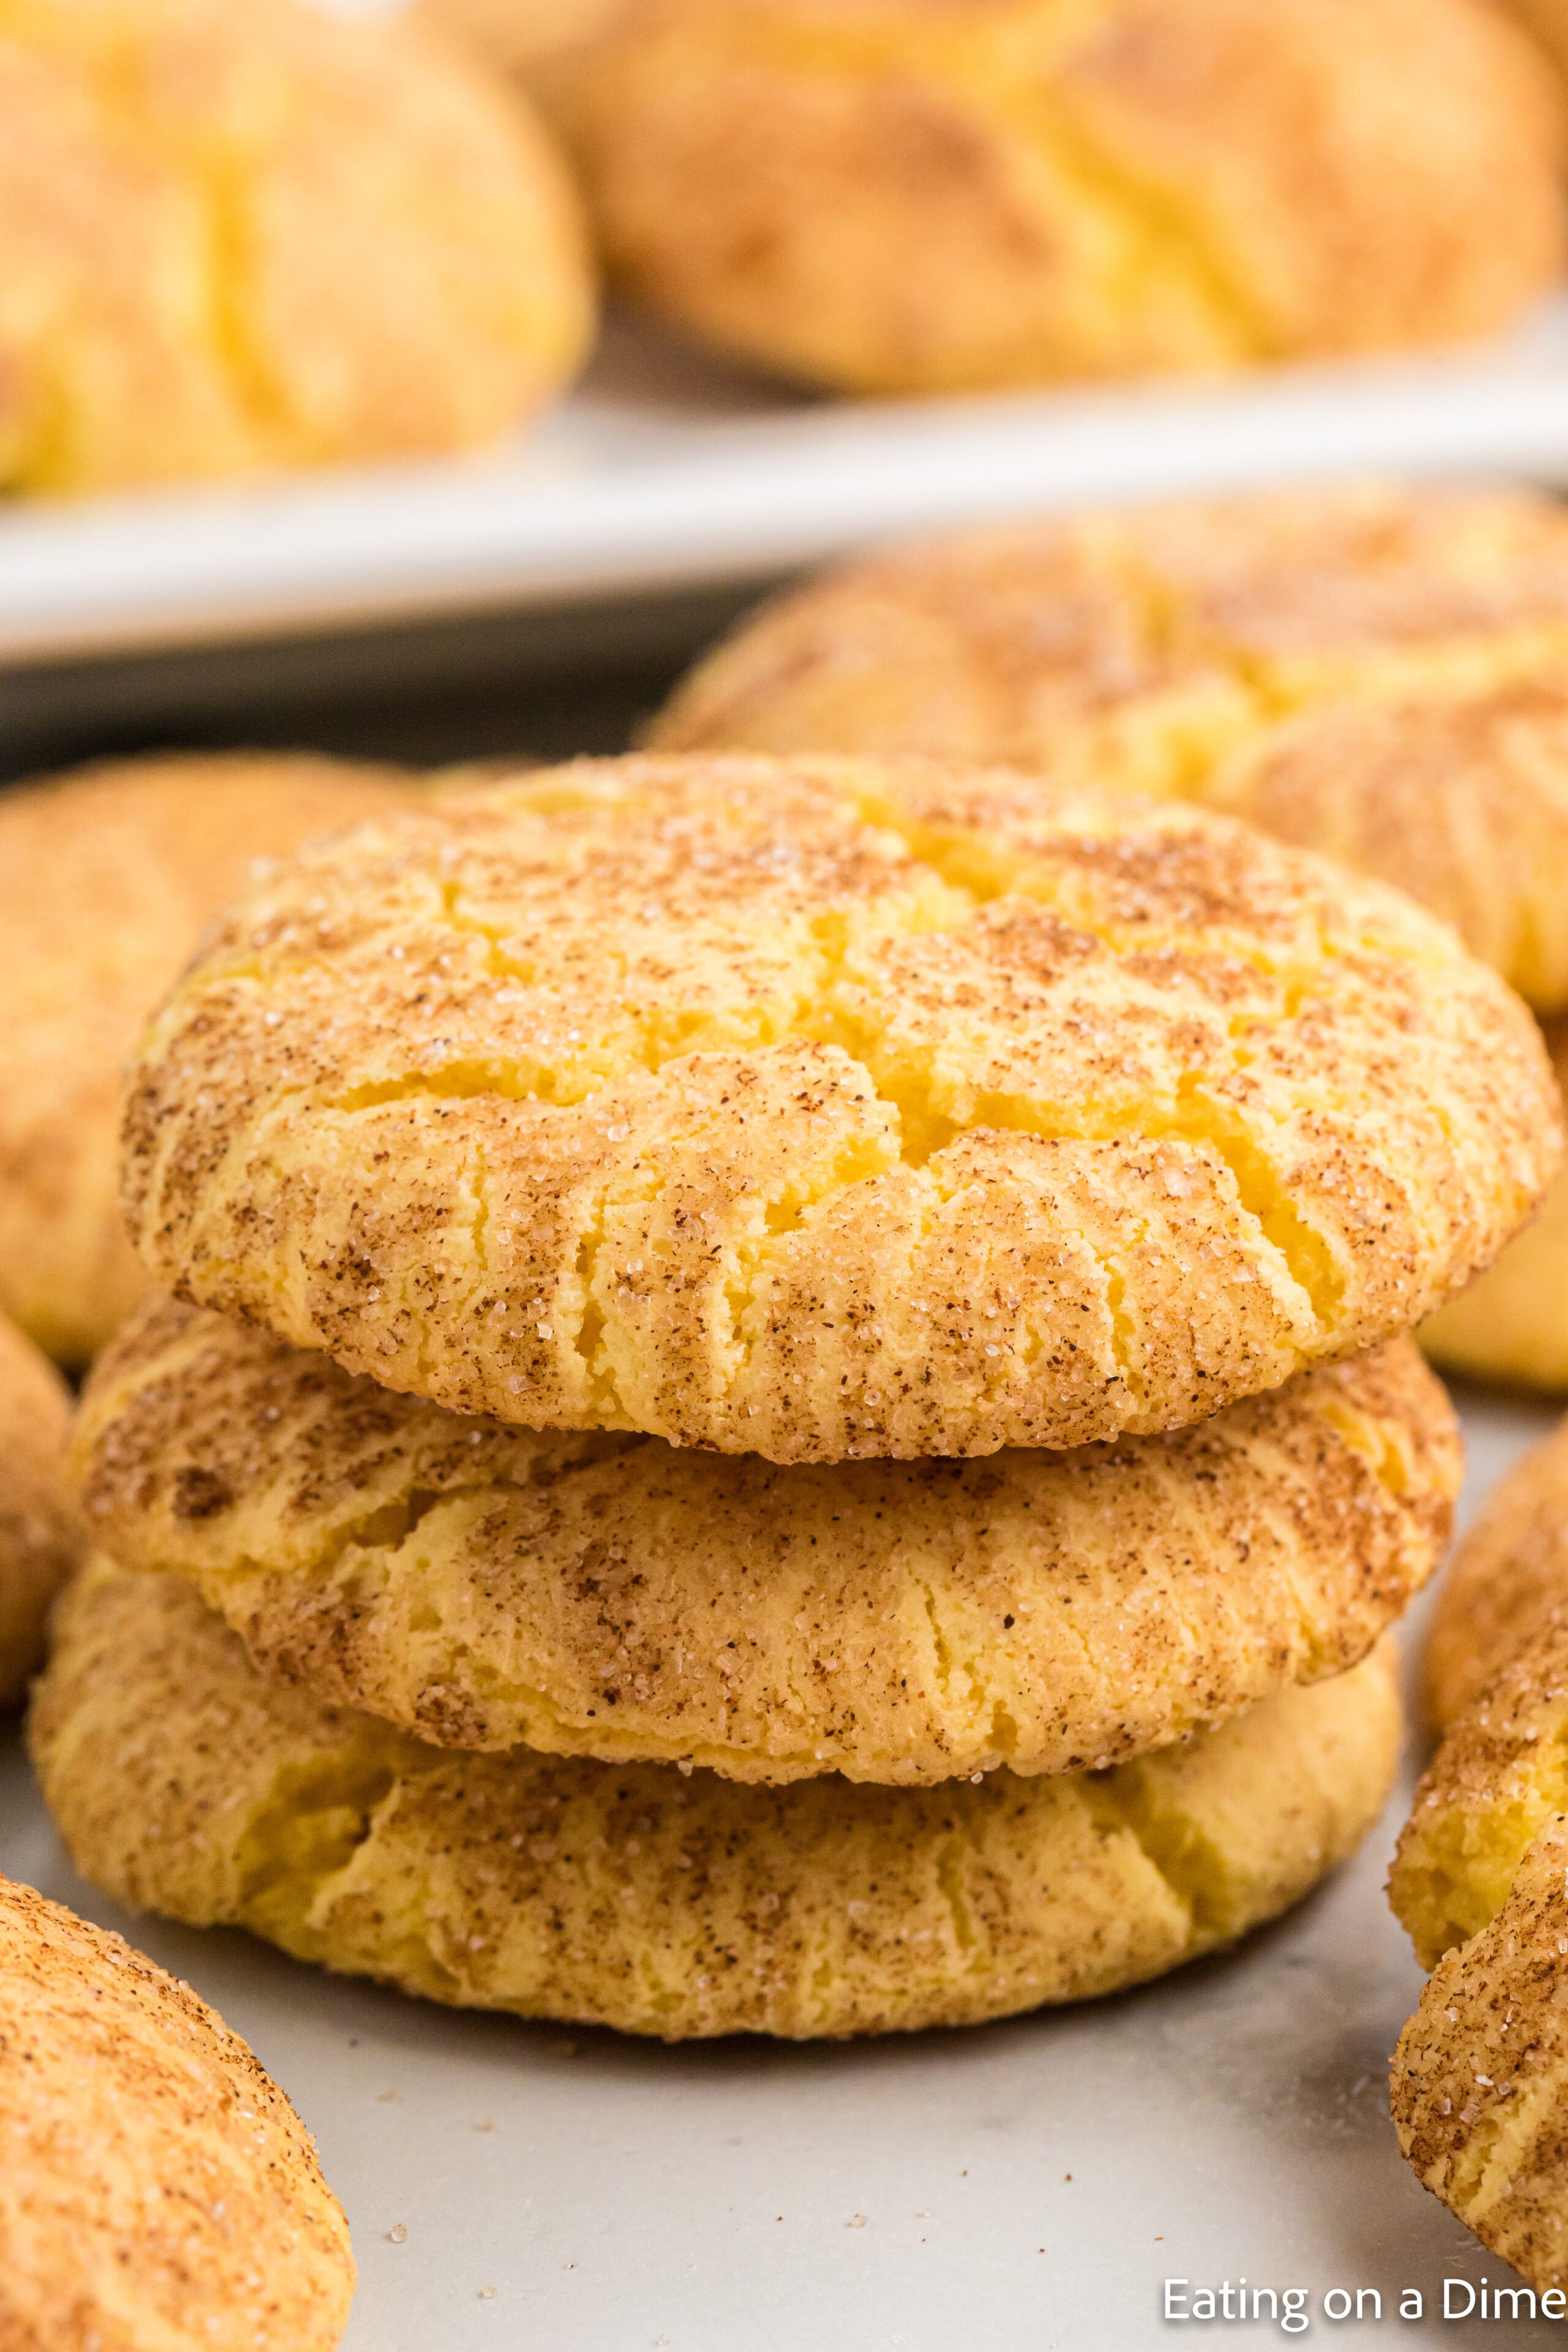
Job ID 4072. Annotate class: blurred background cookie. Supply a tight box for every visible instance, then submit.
[0,1871,353,2348]
[654,486,1568,1006]
[0,1316,81,1713]
[29,1562,1403,2040]
[0,751,417,1368]
[450,0,1564,394]
[1423,1021,1568,1389]
[0,0,595,494]
[121,756,1560,1460]
[655,484,1568,1391]
[75,1300,1457,1782]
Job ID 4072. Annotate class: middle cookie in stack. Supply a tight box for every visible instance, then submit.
[36,754,1558,2038]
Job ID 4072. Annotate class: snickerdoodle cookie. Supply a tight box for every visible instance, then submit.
[122,755,1559,1462]
[31,1562,1402,2040]
[0,1872,353,2348]
[1420,1408,1568,1732]
[0,751,415,1366]
[0,0,593,494]
[75,1299,1456,1783]
[654,486,1568,1013]
[1393,1817,1568,2302]
[457,0,1561,394]
[0,1316,80,1711]
[1423,1020,1568,1391]
[1389,1460,1568,2291]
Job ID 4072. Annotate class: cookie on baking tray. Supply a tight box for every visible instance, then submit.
[30,1561,1403,2041]
[654,485,1568,1014]
[76,1298,1457,1784]
[0,1871,353,2349]
[461,0,1562,394]
[120,755,1561,1463]
[0,1314,81,1711]
[0,752,415,1367]
[0,0,594,494]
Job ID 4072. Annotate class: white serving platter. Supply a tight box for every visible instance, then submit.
[1,1385,1562,2352]
[9,300,1568,673]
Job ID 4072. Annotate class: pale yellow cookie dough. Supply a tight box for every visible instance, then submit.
[0,1872,353,2348]
[0,1316,81,1712]
[121,755,1561,1463]
[475,0,1561,394]
[0,751,415,1366]
[77,1299,1456,1782]
[31,1563,1403,2041]
[654,485,1568,1014]
[0,0,594,494]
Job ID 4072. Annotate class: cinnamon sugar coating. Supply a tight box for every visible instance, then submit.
[1393,1819,1568,2298]
[0,1872,353,2348]
[1421,1410,1568,1732]
[1390,1461,1568,2290]
[123,755,1560,1461]
[75,1300,1456,1784]
[655,486,1568,1014]
[30,1562,1401,2040]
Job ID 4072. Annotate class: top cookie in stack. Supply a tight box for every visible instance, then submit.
[121,755,1556,1463]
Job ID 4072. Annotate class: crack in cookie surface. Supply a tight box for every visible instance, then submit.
[123,755,1560,1460]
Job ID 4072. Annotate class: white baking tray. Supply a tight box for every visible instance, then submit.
[1,1385,1560,2351]
[9,301,1568,672]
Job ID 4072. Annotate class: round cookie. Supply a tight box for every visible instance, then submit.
[1421,1412,1568,1733]
[489,0,1562,394]
[0,1315,82,1713]
[121,756,1561,1463]
[77,1300,1456,1784]
[0,751,417,1366]
[31,1562,1403,2041]
[654,485,1568,1014]
[1423,1021,1568,1390]
[0,0,593,494]
[1392,1604,1568,1968]
[1390,1436,1568,2293]
[1393,1817,1568,2300]
[0,1871,353,2349]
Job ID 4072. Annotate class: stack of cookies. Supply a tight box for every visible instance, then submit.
[33,755,1559,2038]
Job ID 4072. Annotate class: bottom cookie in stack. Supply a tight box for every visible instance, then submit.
[34,1566,1402,2041]
[37,1303,1458,2041]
